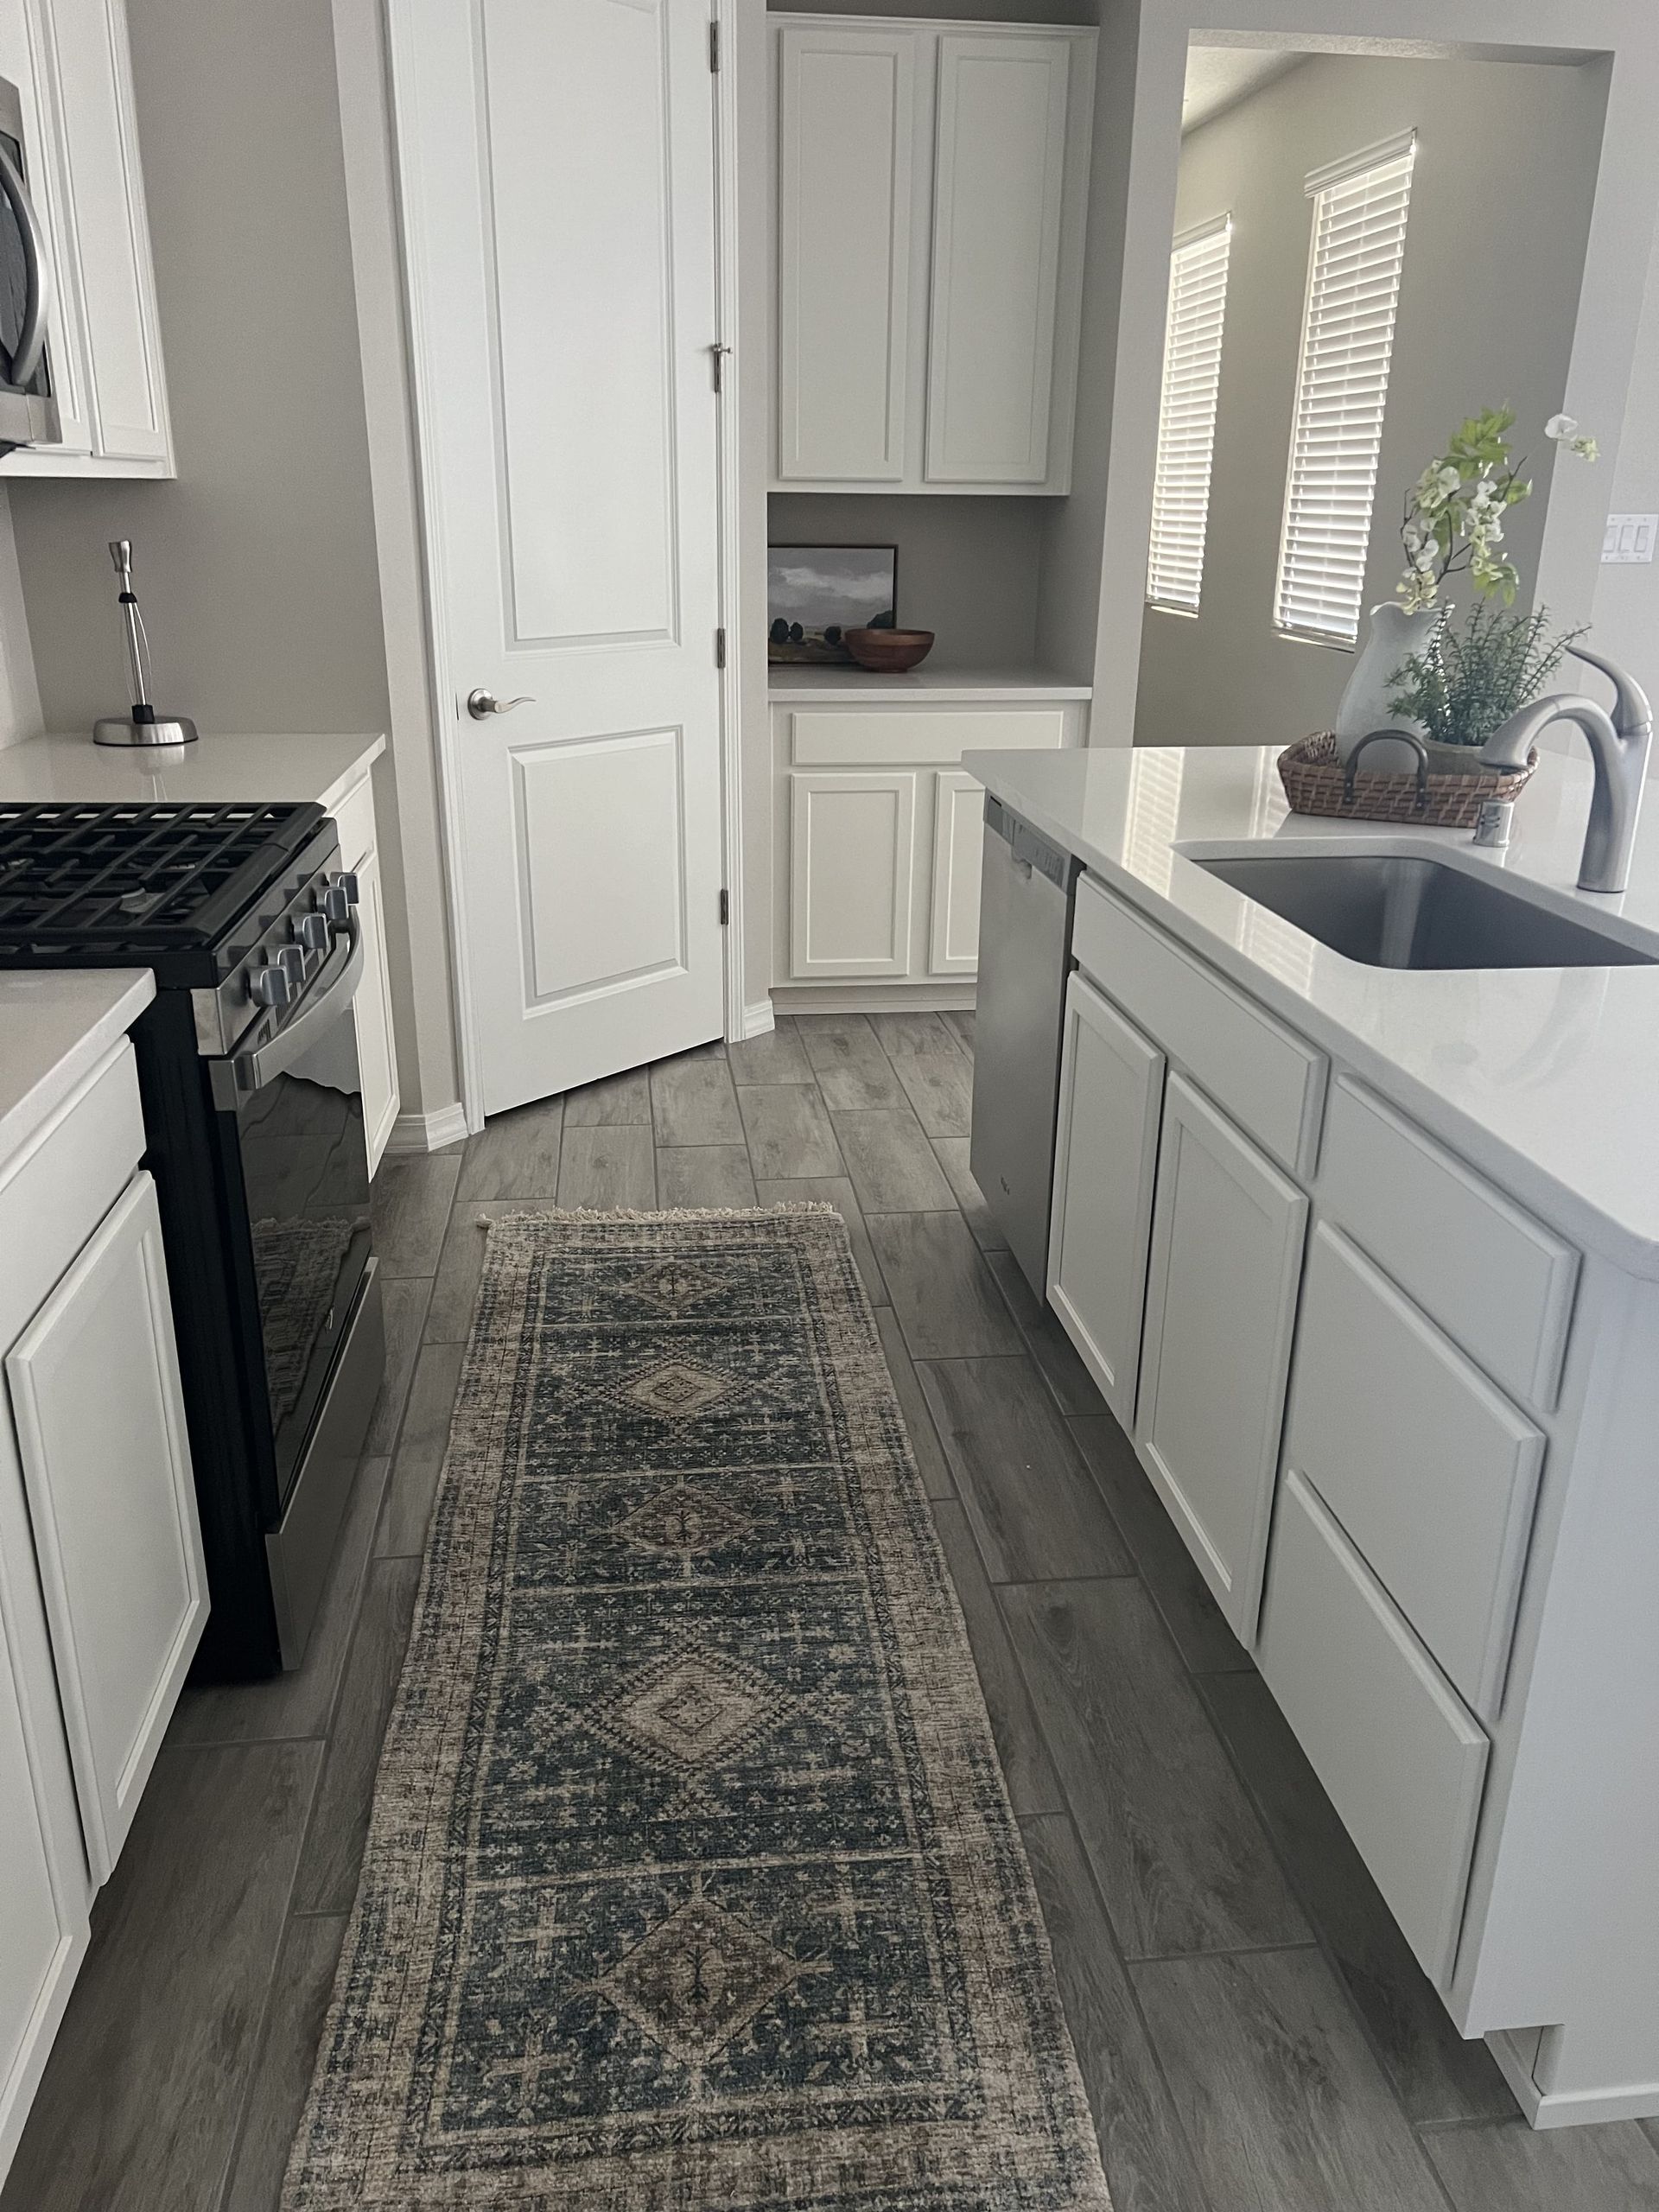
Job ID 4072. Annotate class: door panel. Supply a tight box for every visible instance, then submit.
[775,22,916,481]
[928,770,984,976]
[1136,1073,1307,1643]
[6,1171,206,1884]
[790,772,915,978]
[925,34,1069,483]
[392,0,725,1116]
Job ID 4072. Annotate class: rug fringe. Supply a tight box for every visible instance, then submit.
[478,1202,843,1230]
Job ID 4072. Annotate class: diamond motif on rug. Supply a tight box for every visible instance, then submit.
[594,1887,807,2064]
[627,1257,724,1313]
[614,1357,735,1420]
[593,1646,784,1776]
[616,1480,752,1558]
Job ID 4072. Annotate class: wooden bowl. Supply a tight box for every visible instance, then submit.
[843,627,934,673]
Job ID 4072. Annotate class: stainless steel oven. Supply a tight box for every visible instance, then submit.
[0,73,60,451]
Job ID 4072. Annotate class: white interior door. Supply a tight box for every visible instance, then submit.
[392,0,727,1117]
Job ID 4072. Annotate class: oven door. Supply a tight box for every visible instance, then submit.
[217,917,374,1507]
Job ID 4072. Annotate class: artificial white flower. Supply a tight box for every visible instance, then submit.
[1545,413,1577,442]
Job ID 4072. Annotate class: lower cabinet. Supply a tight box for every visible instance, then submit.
[328,766,400,1173]
[790,771,918,978]
[7,1169,207,1885]
[1047,971,1163,1428]
[1135,1073,1307,1641]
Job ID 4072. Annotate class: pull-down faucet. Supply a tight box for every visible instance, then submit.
[1479,644,1652,893]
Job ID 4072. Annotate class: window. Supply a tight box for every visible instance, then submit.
[1275,134,1416,646]
[1147,216,1232,613]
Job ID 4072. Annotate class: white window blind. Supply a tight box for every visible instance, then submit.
[1275,135,1416,645]
[1147,216,1231,613]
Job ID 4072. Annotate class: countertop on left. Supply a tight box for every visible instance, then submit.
[0,969,155,1166]
[0,730,385,815]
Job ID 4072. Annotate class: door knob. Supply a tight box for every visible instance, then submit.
[467,688,535,720]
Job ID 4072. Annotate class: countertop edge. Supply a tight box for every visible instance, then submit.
[0,968,155,1173]
[968,750,1659,1284]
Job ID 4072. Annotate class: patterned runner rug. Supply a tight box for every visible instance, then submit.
[283,1206,1110,2211]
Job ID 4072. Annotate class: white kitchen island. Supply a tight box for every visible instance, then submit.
[965,740,1659,2130]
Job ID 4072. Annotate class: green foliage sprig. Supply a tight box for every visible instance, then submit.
[1396,406,1598,613]
[1386,602,1586,750]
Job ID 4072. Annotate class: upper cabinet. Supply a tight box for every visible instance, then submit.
[0,0,172,477]
[771,16,1094,496]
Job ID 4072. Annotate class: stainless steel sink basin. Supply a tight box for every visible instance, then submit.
[1189,851,1657,970]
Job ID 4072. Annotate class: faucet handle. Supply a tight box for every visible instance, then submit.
[1566,642,1652,737]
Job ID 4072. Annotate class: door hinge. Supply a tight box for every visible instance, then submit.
[709,19,720,71]
[715,626,727,669]
[719,888,730,925]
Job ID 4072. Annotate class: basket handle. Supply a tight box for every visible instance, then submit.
[1344,729,1429,810]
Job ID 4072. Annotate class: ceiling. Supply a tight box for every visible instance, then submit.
[1182,46,1307,133]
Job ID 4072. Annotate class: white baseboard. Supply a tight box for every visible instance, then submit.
[772,983,976,1015]
[1487,2029,1659,2126]
[734,998,776,1040]
[383,1103,470,1155]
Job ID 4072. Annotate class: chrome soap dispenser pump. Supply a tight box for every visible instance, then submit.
[92,538,198,747]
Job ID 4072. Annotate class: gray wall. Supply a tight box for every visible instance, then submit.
[9,0,389,738]
[1592,212,1659,749]
[1133,51,1606,751]
[767,493,1047,665]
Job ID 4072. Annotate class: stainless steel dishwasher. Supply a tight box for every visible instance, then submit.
[969,795,1080,1299]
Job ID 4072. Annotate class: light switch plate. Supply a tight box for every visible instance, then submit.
[1602,513,1658,563]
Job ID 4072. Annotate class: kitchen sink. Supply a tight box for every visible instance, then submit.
[1188,850,1658,970]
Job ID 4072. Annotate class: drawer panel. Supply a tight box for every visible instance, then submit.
[0,1044,144,1354]
[789,707,1066,765]
[1071,873,1325,1172]
[1321,1077,1577,1409]
[327,769,377,870]
[1287,1225,1543,1719]
[1259,1469,1489,1986]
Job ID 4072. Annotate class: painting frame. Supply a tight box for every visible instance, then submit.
[766,543,899,665]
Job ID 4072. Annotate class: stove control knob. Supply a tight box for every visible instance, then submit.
[297,911,331,952]
[277,944,306,986]
[250,963,296,1009]
[322,871,359,925]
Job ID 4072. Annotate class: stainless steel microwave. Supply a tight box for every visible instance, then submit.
[0,73,58,451]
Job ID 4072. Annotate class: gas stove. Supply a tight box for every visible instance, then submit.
[0,794,385,1681]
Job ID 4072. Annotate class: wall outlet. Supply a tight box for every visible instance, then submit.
[1602,513,1658,563]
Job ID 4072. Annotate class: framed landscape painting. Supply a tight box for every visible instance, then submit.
[767,543,897,664]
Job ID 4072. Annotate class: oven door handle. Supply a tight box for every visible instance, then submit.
[221,916,363,1093]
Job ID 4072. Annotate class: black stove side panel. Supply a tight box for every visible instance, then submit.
[130,993,285,1680]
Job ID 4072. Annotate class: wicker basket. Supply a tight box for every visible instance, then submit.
[1277,730,1537,827]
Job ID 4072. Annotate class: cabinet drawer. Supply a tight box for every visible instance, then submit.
[1259,1469,1489,1986]
[1321,1078,1577,1409]
[1071,873,1325,1172]
[789,707,1066,765]
[1287,1225,1543,1719]
[328,769,377,870]
[0,1043,143,1354]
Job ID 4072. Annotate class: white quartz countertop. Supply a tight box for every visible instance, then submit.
[965,741,1659,1278]
[0,730,385,815]
[769,665,1090,703]
[0,969,154,1168]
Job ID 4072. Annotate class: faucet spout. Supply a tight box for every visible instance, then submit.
[1479,648,1652,893]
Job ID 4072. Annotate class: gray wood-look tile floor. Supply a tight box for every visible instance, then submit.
[8,1007,1656,2210]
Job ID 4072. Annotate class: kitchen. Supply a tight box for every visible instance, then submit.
[3,2,1659,2209]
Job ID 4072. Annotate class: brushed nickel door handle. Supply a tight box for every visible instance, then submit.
[467,689,535,720]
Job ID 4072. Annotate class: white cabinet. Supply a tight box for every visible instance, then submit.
[790,771,916,978]
[1135,1072,1307,1641]
[1047,972,1163,1427]
[1,0,172,477]
[328,765,400,1173]
[771,16,1094,495]
[7,1168,205,1884]
[928,769,985,976]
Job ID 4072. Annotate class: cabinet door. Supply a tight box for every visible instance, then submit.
[7,1169,207,1885]
[1047,974,1165,1428]
[0,1414,90,2180]
[925,33,1071,485]
[41,0,168,460]
[1136,1072,1307,1642]
[789,771,915,978]
[352,845,398,1173]
[775,22,917,482]
[928,769,984,976]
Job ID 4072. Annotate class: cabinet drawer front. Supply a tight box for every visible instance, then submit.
[1288,1225,1543,1719]
[1260,1470,1489,1986]
[1321,1077,1577,1409]
[1072,873,1325,1172]
[789,707,1066,765]
[0,1042,143,1355]
[1136,1073,1307,1641]
[1048,973,1165,1427]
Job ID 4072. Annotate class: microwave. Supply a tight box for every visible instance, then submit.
[0,73,57,451]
